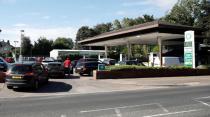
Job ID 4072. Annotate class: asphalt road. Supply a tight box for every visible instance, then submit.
[0,86,210,117]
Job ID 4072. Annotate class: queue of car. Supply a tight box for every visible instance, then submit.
[1,56,144,90]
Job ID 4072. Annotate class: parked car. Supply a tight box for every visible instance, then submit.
[22,57,37,62]
[115,60,145,66]
[0,57,9,72]
[5,62,49,89]
[5,57,15,63]
[75,61,101,76]
[153,56,183,67]
[100,58,116,65]
[42,57,55,67]
[71,60,78,68]
[46,62,65,78]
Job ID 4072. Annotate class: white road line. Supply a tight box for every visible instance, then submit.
[60,114,67,117]
[194,99,210,107]
[195,96,210,100]
[156,103,169,113]
[80,103,157,113]
[115,108,122,117]
[143,109,202,117]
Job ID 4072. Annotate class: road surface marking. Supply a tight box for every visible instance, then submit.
[61,114,67,117]
[143,109,202,117]
[194,99,210,107]
[115,108,122,117]
[80,103,157,113]
[156,103,169,112]
[195,96,210,99]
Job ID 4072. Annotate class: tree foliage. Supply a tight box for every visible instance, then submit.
[32,37,53,56]
[113,19,122,30]
[53,37,74,49]
[164,0,201,26]
[76,26,97,41]
[198,0,210,36]
[21,36,32,56]
[94,23,113,34]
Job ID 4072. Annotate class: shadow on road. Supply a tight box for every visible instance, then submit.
[14,81,72,93]
[35,81,72,93]
[50,74,80,79]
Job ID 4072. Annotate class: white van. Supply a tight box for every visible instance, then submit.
[153,57,183,67]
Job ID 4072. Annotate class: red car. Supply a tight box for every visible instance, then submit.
[5,57,15,63]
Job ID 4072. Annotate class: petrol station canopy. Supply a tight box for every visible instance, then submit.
[78,21,203,46]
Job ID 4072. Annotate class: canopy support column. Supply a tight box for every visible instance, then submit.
[158,37,163,67]
[127,43,132,60]
[105,45,108,58]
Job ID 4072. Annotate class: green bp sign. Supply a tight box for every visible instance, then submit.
[184,31,195,68]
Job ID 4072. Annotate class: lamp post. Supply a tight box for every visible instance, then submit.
[19,30,24,62]
[14,41,18,62]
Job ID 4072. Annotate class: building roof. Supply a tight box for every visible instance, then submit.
[0,40,14,53]
[79,20,203,46]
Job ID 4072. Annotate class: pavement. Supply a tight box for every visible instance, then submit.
[0,85,210,117]
[0,75,209,99]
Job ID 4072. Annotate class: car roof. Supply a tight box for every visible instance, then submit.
[47,62,62,64]
[12,62,39,65]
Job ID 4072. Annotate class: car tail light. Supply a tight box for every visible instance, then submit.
[25,72,34,76]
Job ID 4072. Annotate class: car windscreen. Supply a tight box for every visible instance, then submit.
[10,65,32,74]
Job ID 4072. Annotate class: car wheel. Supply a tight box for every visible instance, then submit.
[45,78,49,84]
[33,80,39,90]
[79,73,83,76]
[70,69,73,74]
[89,71,93,76]
[7,86,13,89]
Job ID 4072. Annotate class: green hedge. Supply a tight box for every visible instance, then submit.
[105,65,192,71]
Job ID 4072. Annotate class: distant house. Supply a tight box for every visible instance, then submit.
[0,40,14,55]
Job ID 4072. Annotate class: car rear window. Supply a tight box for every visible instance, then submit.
[48,64,61,68]
[10,65,32,74]
[85,62,99,67]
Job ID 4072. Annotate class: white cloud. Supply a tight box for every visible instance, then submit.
[122,0,178,11]
[42,16,51,20]
[14,23,27,27]
[1,27,77,46]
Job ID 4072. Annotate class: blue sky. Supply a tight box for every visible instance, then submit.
[0,0,177,46]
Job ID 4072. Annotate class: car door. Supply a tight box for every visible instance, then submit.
[32,64,42,82]
[40,64,48,81]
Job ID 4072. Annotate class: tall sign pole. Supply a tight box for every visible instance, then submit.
[19,30,24,62]
[184,31,196,68]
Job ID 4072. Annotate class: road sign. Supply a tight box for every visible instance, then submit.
[98,64,105,71]
[184,31,195,68]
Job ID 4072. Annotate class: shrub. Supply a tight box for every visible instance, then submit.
[105,65,192,71]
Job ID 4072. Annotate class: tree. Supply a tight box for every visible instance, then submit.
[53,37,74,49]
[21,36,32,56]
[33,37,53,56]
[76,26,97,41]
[121,17,137,28]
[198,0,210,37]
[164,0,201,26]
[75,26,97,49]
[94,23,113,34]
[113,19,122,30]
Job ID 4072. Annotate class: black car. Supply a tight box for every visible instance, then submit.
[5,62,49,89]
[75,61,101,76]
[46,62,65,78]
